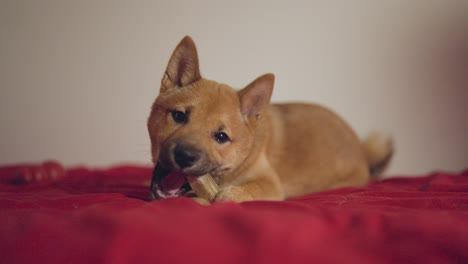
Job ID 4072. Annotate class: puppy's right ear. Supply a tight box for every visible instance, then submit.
[239,74,274,122]
[161,36,201,93]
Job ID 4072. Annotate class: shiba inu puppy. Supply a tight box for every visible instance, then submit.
[148,36,393,203]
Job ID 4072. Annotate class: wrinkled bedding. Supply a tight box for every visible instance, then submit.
[1,161,467,263]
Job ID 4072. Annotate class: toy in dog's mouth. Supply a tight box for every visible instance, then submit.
[150,162,193,199]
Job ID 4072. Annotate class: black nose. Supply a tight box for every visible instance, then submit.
[173,145,201,169]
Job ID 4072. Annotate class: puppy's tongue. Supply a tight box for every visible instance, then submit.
[151,163,193,199]
[160,170,187,193]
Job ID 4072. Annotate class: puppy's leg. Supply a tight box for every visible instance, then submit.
[215,174,284,202]
[191,197,211,206]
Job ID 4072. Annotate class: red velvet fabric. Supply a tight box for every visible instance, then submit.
[1,162,467,263]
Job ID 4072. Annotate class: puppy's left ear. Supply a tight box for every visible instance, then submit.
[161,36,201,93]
[239,74,274,121]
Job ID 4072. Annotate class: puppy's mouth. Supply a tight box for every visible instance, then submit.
[150,163,193,199]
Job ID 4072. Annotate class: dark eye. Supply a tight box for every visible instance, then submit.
[213,131,230,144]
[171,110,187,124]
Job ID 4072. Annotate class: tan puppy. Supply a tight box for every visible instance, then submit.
[148,36,393,203]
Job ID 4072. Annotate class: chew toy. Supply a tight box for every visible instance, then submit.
[187,174,219,201]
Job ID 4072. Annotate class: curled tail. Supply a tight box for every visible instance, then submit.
[362,132,394,178]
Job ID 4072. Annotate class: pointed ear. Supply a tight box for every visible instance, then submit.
[161,36,201,92]
[239,74,274,120]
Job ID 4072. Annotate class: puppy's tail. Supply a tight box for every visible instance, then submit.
[362,132,394,178]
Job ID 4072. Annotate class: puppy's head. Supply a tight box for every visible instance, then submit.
[147,36,274,197]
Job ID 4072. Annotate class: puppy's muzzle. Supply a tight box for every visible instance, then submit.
[159,142,210,176]
[174,144,201,169]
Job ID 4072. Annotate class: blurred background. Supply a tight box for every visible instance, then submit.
[0,0,467,176]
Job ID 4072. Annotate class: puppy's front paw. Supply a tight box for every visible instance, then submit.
[214,186,253,203]
[191,197,211,206]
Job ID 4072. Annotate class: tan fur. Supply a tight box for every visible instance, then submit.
[362,132,394,178]
[148,36,393,203]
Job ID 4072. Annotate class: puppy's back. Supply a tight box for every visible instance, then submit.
[266,103,369,198]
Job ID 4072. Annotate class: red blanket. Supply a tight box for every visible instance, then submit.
[1,161,467,263]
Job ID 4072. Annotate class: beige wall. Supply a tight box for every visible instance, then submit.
[1,0,467,176]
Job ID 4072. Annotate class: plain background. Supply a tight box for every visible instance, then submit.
[1,0,467,177]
